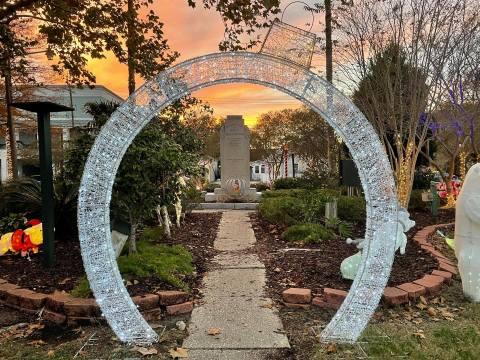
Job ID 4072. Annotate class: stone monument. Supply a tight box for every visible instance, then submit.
[207,115,259,202]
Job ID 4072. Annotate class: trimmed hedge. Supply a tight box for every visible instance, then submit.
[282,223,335,244]
[337,196,366,223]
[259,189,366,225]
[258,196,304,225]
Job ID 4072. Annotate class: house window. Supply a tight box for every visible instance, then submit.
[255,165,260,174]
[261,165,265,174]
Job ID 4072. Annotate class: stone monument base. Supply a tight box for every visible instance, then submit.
[204,188,261,203]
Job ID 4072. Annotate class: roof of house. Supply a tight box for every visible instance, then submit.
[13,85,124,128]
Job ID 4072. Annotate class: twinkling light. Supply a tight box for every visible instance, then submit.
[260,19,317,69]
[77,51,399,345]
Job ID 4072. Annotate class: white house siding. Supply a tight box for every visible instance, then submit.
[1,85,124,183]
[250,154,308,184]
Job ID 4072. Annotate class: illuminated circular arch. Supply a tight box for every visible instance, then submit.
[77,52,399,345]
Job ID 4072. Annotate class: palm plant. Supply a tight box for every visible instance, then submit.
[0,177,78,241]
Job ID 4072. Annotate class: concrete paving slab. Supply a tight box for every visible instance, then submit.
[183,297,288,349]
[187,349,275,360]
[212,253,265,269]
[183,210,290,354]
[200,268,267,298]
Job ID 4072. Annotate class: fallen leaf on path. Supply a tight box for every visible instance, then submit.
[133,346,158,356]
[47,350,55,357]
[419,296,428,305]
[207,327,222,336]
[169,347,188,358]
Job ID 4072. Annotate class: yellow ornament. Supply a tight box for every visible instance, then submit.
[24,224,43,246]
[0,233,13,256]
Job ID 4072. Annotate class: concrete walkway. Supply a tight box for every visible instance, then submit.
[183,211,290,360]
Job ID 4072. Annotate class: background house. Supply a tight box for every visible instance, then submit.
[0,85,124,183]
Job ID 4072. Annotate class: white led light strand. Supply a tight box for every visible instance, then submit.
[77,52,399,345]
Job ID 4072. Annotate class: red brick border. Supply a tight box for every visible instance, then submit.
[282,223,457,308]
[0,282,194,325]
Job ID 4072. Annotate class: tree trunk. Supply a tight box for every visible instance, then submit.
[174,199,182,228]
[128,221,138,254]
[126,0,136,95]
[156,205,163,226]
[4,60,18,180]
[162,205,171,238]
[325,0,333,84]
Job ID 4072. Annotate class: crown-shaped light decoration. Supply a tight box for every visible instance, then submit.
[260,3,317,69]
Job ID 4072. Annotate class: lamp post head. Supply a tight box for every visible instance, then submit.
[10,101,74,113]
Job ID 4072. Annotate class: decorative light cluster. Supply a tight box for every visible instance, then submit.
[260,19,317,69]
[77,51,399,345]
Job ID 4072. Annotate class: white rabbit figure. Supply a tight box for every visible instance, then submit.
[455,163,480,302]
[340,206,415,280]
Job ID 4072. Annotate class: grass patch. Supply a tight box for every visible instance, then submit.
[117,240,194,291]
[70,277,91,298]
[312,282,480,359]
[282,223,334,244]
[70,227,194,296]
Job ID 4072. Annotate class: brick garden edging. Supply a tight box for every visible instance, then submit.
[0,280,194,326]
[282,223,457,309]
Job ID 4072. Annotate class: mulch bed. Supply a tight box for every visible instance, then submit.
[252,208,455,301]
[0,212,221,298]
[427,223,456,263]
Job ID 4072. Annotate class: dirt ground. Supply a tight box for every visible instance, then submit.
[251,209,454,301]
[0,302,189,359]
[0,212,221,298]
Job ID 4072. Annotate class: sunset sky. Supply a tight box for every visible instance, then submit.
[84,1,327,127]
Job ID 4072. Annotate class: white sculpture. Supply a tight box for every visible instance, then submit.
[341,206,415,280]
[455,163,480,302]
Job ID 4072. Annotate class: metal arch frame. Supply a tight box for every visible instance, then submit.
[77,51,399,345]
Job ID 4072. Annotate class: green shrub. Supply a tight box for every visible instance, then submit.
[282,223,334,244]
[70,277,92,298]
[261,189,307,199]
[0,213,27,234]
[325,217,353,238]
[253,182,270,191]
[258,196,303,225]
[0,177,78,240]
[337,196,366,223]
[117,241,194,291]
[181,181,203,214]
[300,192,331,223]
[273,177,301,190]
[140,226,164,242]
[408,189,426,211]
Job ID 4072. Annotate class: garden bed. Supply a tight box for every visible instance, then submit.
[0,212,221,298]
[427,223,456,263]
[252,209,455,301]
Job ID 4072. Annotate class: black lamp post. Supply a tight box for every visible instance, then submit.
[11,101,74,267]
